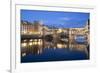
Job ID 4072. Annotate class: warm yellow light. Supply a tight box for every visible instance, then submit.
[34,41,37,45]
[57,44,62,48]
[38,41,41,45]
[29,42,33,46]
[21,43,27,47]
[29,39,33,42]
[38,39,41,42]
[57,29,62,33]
[32,41,35,45]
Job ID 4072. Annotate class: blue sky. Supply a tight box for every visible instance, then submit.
[21,9,89,28]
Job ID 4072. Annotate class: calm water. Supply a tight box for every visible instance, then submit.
[21,38,89,63]
[21,46,89,63]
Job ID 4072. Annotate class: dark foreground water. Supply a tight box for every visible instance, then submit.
[21,48,89,63]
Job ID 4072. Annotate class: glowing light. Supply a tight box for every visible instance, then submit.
[38,41,41,45]
[37,49,42,55]
[34,41,37,45]
[57,44,62,48]
[29,42,32,46]
[22,53,26,57]
[38,39,41,42]
[29,39,33,42]
[21,43,27,47]
[32,41,35,45]
[57,29,62,33]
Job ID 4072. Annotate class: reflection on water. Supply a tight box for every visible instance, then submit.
[21,16,90,63]
[21,38,89,63]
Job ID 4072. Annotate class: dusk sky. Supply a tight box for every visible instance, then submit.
[21,9,90,28]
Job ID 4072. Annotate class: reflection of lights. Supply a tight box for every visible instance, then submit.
[34,39,37,42]
[40,49,42,54]
[21,43,27,47]
[57,44,63,48]
[32,41,40,45]
[70,44,86,51]
[32,41,37,45]
[23,39,27,42]
[32,41,35,45]
[29,42,32,46]
[32,39,42,45]
[22,53,26,57]
[37,50,40,54]
[54,47,56,50]
[29,39,33,42]
[34,41,37,45]
[37,49,43,55]
[38,39,41,42]
[22,39,42,47]
[38,41,41,45]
